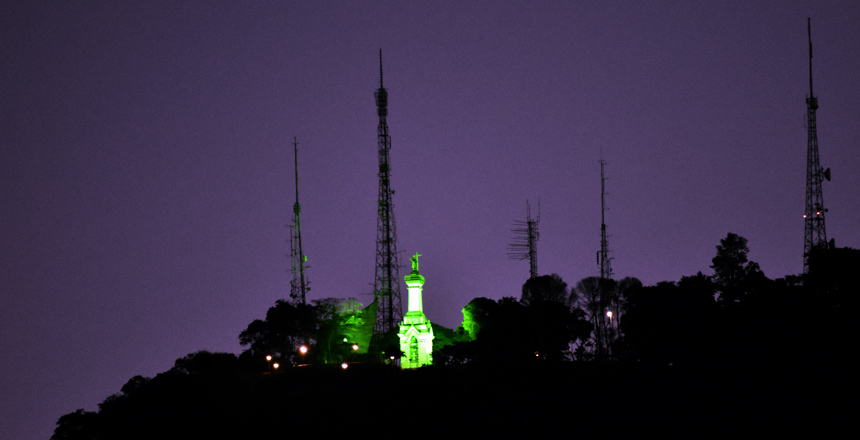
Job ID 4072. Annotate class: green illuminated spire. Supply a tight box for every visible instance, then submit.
[397,252,434,368]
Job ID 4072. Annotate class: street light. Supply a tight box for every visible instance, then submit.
[605,311,615,360]
[299,345,308,354]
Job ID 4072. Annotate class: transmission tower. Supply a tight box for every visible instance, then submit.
[598,159,613,280]
[289,136,309,304]
[803,18,831,274]
[508,200,540,279]
[373,50,403,336]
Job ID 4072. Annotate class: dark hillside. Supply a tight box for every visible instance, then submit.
[53,360,846,439]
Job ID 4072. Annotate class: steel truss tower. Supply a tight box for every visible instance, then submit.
[803,18,830,274]
[598,160,613,280]
[289,137,309,304]
[373,50,403,336]
[508,200,540,279]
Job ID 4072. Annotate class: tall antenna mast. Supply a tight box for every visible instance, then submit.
[289,136,309,304]
[598,159,613,279]
[373,50,404,338]
[803,17,830,273]
[508,200,540,279]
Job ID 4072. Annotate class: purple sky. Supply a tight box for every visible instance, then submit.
[2,2,859,439]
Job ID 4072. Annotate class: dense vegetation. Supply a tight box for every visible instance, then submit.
[53,234,855,438]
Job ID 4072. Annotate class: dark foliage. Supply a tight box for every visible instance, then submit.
[52,409,98,440]
[54,361,846,439]
[54,236,856,438]
[238,298,373,367]
[710,232,769,306]
[620,274,722,364]
[442,275,592,365]
[575,276,619,358]
[804,246,859,364]
[520,273,571,306]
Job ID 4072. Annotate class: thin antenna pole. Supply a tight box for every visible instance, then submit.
[294,137,299,209]
[599,159,612,280]
[291,136,308,304]
[808,17,814,98]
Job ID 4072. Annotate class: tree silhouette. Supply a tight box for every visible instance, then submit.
[458,296,498,341]
[620,275,721,365]
[52,409,98,440]
[238,299,317,366]
[520,273,571,306]
[575,276,617,359]
[239,298,376,366]
[444,278,591,364]
[710,232,766,307]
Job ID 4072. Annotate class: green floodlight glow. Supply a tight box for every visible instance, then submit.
[397,253,434,369]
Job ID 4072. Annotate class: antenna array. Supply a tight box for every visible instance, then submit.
[508,200,540,279]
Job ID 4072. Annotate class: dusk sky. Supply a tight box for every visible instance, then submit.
[2,2,859,439]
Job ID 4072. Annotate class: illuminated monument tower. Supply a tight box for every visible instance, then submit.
[397,253,434,369]
[373,50,404,337]
[803,18,831,274]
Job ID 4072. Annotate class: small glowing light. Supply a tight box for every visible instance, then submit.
[535,351,539,357]
[352,344,359,351]
[341,363,348,370]
[816,211,821,215]
[299,345,308,354]
[273,363,279,369]
[803,214,807,218]
[606,311,613,319]
[390,356,395,360]
[266,355,272,361]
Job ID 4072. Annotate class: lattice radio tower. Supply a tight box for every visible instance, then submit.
[508,200,540,279]
[289,137,309,304]
[598,159,613,280]
[803,18,831,274]
[373,50,403,335]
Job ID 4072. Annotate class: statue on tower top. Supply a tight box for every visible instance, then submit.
[410,253,422,273]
